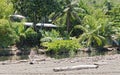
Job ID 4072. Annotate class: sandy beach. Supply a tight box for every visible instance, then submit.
[0,54,120,75]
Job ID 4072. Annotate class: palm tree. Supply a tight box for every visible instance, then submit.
[78,15,106,48]
[49,0,83,33]
[102,3,120,46]
[78,7,120,49]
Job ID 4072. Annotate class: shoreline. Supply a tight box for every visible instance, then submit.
[0,54,120,75]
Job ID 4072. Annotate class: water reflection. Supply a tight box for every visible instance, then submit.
[77,50,120,57]
[0,55,28,61]
[0,50,120,61]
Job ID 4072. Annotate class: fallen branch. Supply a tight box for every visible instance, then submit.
[53,65,98,72]
[94,62,107,66]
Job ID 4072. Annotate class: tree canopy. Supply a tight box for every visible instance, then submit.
[1,0,120,51]
[0,0,13,19]
[11,0,61,22]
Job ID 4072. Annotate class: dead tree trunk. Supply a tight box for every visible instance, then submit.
[53,65,98,72]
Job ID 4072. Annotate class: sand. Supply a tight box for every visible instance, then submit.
[0,54,120,75]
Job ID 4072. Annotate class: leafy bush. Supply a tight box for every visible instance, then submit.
[40,29,60,42]
[12,22,42,48]
[11,22,26,41]
[0,19,18,48]
[25,28,41,46]
[40,37,52,42]
[42,39,80,57]
[17,27,42,47]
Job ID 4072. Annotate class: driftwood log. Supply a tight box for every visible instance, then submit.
[94,62,107,66]
[53,65,98,72]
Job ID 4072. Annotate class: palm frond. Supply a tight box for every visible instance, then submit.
[72,11,81,22]
[78,33,87,42]
[87,35,92,46]
[76,25,88,32]
[93,35,102,46]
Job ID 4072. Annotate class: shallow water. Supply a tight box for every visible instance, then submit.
[0,55,28,61]
[77,49,120,57]
[48,49,120,59]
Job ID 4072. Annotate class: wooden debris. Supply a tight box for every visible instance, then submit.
[94,62,107,65]
[107,48,116,51]
[53,65,98,72]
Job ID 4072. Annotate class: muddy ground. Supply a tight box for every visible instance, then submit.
[0,54,120,75]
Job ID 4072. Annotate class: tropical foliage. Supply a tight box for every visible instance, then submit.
[0,0,13,19]
[11,0,61,22]
[49,0,82,33]
[40,29,60,43]
[0,19,18,48]
[1,0,120,57]
[42,39,80,58]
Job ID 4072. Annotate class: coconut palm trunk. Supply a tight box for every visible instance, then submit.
[66,12,71,33]
[49,0,82,34]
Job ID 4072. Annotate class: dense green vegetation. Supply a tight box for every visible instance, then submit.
[0,0,13,19]
[11,0,61,22]
[0,0,120,57]
[0,19,18,48]
[42,39,80,58]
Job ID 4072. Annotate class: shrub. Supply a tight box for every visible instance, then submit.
[22,27,41,47]
[0,19,18,48]
[11,22,26,42]
[15,26,42,47]
[12,22,42,47]
[40,29,60,42]
[42,39,80,58]
[40,37,52,42]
